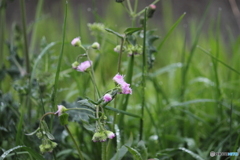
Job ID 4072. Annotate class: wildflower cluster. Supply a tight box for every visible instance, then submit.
[69,36,132,143]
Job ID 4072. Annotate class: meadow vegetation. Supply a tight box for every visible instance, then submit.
[0,0,240,160]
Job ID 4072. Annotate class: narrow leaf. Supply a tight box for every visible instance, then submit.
[179,147,204,160]
[198,46,240,76]
[124,27,142,35]
[125,145,143,160]
[105,106,141,118]
[0,146,24,160]
[157,12,186,51]
[105,28,124,39]
[25,127,39,136]
[111,134,133,160]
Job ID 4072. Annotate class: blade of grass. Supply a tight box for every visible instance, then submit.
[139,8,147,140]
[180,1,212,100]
[198,46,240,75]
[51,1,68,109]
[157,12,186,51]
[0,6,6,90]
[29,0,44,56]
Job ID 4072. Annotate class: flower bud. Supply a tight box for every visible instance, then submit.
[91,42,100,49]
[103,93,112,102]
[55,105,67,116]
[114,45,121,53]
[105,130,115,139]
[72,61,80,69]
[77,60,92,72]
[92,131,107,142]
[71,37,81,47]
[147,4,156,18]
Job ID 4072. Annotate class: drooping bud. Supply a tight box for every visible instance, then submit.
[72,61,80,69]
[71,37,81,47]
[105,130,115,139]
[91,42,100,49]
[114,45,121,53]
[55,105,67,116]
[92,131,107,142]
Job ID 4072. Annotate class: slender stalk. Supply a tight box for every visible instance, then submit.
[29,0,44,56]
[0,7,5,71]
[64,125,84,160]
[51,1,68,109]
[127,0,133,15]
[20,0,32,122]
[117,38,125,73]
[67,108,95,113]
[135,0,160,17]
[20,0,30,75]
[139,8,147,140]
[40,112,55,121]
[101,142,107,160]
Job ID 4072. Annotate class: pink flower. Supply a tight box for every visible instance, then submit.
[113,73,132,94]
[105,130,115,139]
[103,93,112,102]
[77,60,92,72]
[71,37,81,47]
[55,105,67,116]
[149,4,156,10]
[121,83,132,94]
[113,73,125,85]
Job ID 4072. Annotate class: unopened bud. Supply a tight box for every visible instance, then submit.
[91,42,100,49]
[147,4,156,18]
[71,37,81,47]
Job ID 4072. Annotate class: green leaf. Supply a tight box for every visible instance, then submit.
[111,134,133,160]
[77,99,95,110]
[25,127,39,136]
[0,146,24,160]
[124,27,142,35]
[168,99,217,108]
[105,106,141,118]
[125,145,143,160]
[105,28,124,39]
[40,120,55,140]
[115,124,121,150]
[156,148,204,160]
[178,147,204,160]
[198,46,240,76]
[136,141,148,160]
[157,12,186,51]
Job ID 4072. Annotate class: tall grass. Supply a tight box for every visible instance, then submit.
[1,0,240,160]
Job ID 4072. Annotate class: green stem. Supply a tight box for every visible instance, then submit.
[127,0,133,15]
[139,8,148,140]
[40,112,55,121]
[101,142,107,160]
[20,0,32,122]
[117,38,125,73]
[64,125,84,160]
[51,1,68,109]
[0,7,5,71]
[135,0,160,17]
[29,0,44,56]
[20,0,30,75]
[67,108,95,113]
